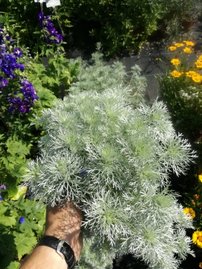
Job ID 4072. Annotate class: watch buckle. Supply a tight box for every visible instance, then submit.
[56,240,65,257]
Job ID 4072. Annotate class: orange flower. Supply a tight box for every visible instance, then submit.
[183,47,192,54]
[170,58,181,66]
[170,70,183,78]
[183,207,196,219]
[192,231,202,248]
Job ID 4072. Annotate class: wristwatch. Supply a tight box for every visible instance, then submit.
[38,235,76,269]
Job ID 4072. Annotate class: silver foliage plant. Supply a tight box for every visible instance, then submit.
[26,54,196,269]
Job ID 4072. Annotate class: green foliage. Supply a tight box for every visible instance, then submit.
[70,52,146,105]
[159,40,202,141]
[160,76,202,142]
[0,0,64,54]
[0,197,45,269]
[0,1,40,52]
[0,136,30,196]
[57,0,199,56]
[0,4,81,269]
[158,0,200,36]
[0,49,56,196]
[25,47,80,98]
[0,0,199,56]
[0,25,80,195]
[26,54,196,269]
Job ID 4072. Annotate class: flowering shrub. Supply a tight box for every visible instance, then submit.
[0,11,80,268]
[160,40,202,141]
[182,175,202,267]
[0,26,55,269]
[160,40,202,268]
[0,26,57,196]
[38,11,63,45]
[0,28,38,114]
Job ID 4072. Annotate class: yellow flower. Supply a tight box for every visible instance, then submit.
[198,55,202,61]
[195,60,202,69]
[183,40,195,47]
[174,42,184,47]
[192,231,202,248]
[186,71,202,83]
[183,47,192,54]
[170,58,181,66]
[186,70,197,77]
[168,45,177,51]
[170,70,183,78]
[191,73,202,83]
[198,174,202,183]
[183,207,196,219]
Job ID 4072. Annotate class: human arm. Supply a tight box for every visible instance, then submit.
[20,201,82,269]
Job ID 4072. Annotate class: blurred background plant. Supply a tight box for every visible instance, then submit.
[0,0,200,57]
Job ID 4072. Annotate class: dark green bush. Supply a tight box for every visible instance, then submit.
[0,0,199,56]
[49,0,200,56]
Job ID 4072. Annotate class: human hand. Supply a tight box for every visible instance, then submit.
[45,201,83,261]
[20,201,83,269]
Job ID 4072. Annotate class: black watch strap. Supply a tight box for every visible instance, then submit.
[38,235,76,269]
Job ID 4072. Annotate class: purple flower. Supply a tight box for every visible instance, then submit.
[38,11,44,25]
[8,80,38,114]
[0,184,6,190]
[16,63,25,72]
[13,48,23,58]
[0,44,5,52]
[5,34,11,41]
[0,51,25,79]
[38,12,64,44]
[8,97,24,113]
[20,79,38,101]
[0,28,39,114]
[19,216,25,224]
[0,194,3,201]
[0,77,8,88]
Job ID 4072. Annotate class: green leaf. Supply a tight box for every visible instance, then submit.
[14,231,37,260]
[6,261,20,269]
[6,137,30,157]
[0,215,16,227]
